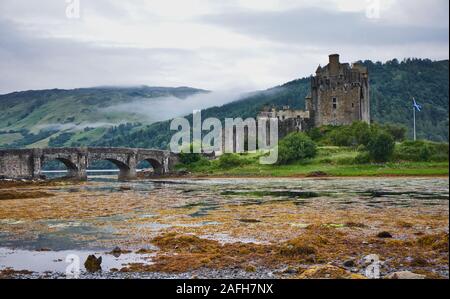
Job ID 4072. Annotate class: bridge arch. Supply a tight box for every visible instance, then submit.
[88,157,135,181]
[137,158,164,176]
[40,157,79,179]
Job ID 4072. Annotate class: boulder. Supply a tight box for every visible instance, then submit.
[84,255,102,272]
[111,246,122,257]
[386,271,426,279]
[377,231,393,238]
[343,259,356,268]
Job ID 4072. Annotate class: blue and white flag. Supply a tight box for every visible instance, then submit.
[413,98,422,112]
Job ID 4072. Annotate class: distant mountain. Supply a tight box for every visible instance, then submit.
[0,58,448,149]
[0,86,207,148]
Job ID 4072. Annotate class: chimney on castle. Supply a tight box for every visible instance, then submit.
[329,54,340,76]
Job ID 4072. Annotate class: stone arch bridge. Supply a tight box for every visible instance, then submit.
[0,148,179,180]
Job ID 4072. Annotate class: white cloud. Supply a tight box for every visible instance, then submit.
[0,0,448,95]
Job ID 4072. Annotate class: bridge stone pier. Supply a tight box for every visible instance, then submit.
[0,147,179,181]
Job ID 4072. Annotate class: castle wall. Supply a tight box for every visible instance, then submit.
[311,54,370,127]
[313,84,363,126]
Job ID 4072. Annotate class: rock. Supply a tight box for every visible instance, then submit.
[377,231,393,238]
[290,223,310,229]
[343,259,356,268]
[279,266,298,274]
[135,248,155,254]
[84,255,102,272]
[237,218,261,223]
[36,247,51,252]
[298,265,366,279]
[111,246,122,257]
[386,271,426,279]
[109,247,131,257]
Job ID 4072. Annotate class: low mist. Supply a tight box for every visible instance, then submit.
[103,88,250,122]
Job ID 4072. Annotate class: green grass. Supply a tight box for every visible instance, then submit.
[179,147,449,177]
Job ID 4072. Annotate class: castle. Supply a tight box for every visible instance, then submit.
[259,54,371,138]
[221,54,371,153]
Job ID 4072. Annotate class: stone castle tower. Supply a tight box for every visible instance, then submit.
[306,54,370,126]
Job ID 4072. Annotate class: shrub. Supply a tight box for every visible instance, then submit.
[178,143,203,165]
[327,127,353,146]
[179,152,202,165]
[353,152,371,164]
[394,140,449,162]
[367,131,395,162]
[350,122,372,146]
[218,154,244,169]
[313,122,377,147]
[277,133,317,165]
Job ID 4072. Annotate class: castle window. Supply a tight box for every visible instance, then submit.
[352,103,354,108]
[332,97,337,109]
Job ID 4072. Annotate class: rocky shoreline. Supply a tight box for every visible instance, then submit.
[1,177,448,279]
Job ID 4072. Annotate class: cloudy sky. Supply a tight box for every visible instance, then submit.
[0,0,448,94]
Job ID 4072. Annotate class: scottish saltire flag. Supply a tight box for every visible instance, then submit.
[413,98,422,112]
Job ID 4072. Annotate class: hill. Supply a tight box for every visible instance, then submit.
[0,58,448,149]
[91,58,449,149]
[0,86,207,148]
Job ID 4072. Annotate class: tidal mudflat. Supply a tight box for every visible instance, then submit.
[0,177,448,279]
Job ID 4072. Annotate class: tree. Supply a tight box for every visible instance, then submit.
[350,122,372,146]
[382,123,407,142]
[178,143,202,165]
[367,131,395,162]
[277,133,317,165]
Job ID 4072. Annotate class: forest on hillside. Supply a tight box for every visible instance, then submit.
[90,59,449,149]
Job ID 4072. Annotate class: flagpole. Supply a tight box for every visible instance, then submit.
[413,97,416,141]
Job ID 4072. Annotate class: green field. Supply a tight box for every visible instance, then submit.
[179,147,449,177]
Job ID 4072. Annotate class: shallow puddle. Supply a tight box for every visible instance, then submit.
[0,247,152,274]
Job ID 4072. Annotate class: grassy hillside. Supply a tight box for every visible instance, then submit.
[0,86,207,148]
[0,58,448,149]
[92,59,449,149]
[175,146,449,177]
